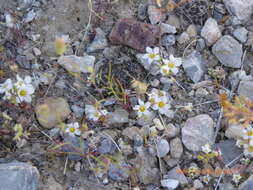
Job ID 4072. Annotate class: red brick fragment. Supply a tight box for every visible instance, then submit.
[109,18,160,52]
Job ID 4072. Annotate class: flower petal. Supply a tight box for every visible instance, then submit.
[146,47,152,53]
[153,47,159,54]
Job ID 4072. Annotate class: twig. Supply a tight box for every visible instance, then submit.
[63,156,68,175]
[213,108,223,143]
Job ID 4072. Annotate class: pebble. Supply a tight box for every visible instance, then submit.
[239,174,253,190]
[122,126,142,140]
[182,114,214,151]
[182,51,207,83]
[109,18,160,52]
[16,55,31,69]
[86,28,108,52]
[186,24,197,38]
[157,139,170,158]
[35,97,71,129]
[33,47,41,56]
[146,185,160,190]
[166,14,180,29]
[194,179,204,189]
[196,38,206,51]
[177,32,190,44]
[98,137,117,154]
[106,108,129,126]
[137,3,148,20]
[161,35,175,46]
[212,35,243,68]
[103,46,120,59]
[108,163,129,181]
[17,0,34,9]
[219,183,236,190]
[160,23,177,34]
[238,80,253,101]
[201,18,221,46]
[165,166,188,185]
[225,124,244,139]
[164,123,179,138]
[216,139,243,165]
[71,105,85,118]
[58,55,95,74]
[170,137,183,158]
[229,70,252,90]
[0,162,39,190]
[43,176,63,190]
[233,27,248,43]
[148,5,166,25]
[161,178,179,189]
[195,87,209,97]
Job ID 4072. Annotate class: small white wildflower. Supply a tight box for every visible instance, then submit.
[202,144,212,154]
[152,96,171,115]
[133,187,140,190]
[232,173,242,184]
[243,144,253,157]
[242,126,253,140]
[202,174,210,184]
[15,75,33,87]
[133,99,151,117]
[85,104,107,122]
[142,47,160,64]
[160,64,171,76]
[66,122,81,137]
[164,54,182,74]
[0,79,13,94]
[15,78,35,103]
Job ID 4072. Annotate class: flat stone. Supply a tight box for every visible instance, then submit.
[182,114,214,151]
[106,108,129,126]
[86,28,108,52]
[109,18,160,52]
[212,35,243,68]
[160,23,177,34]
[238,80,253,101]
[183,51,207,83]
[35,97,71,129]
[157,139,170,158]
[177,32,190,44]
[225,124,244,139]
[239,174,253,190]
[233,27,248,43]
[165,166,188,185]
[186,24,197,38]
[58,55,95,73]
[148,5,166,25]
[164,123,179,138]
[201,18,221,46]
[98,137,117,154]
[0,162,39,190]
[219,183,236,190]
[161,35,175,46]
[170,137,183,158]
[161,178,179,189]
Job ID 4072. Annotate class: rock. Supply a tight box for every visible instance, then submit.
[0,162,39,190]
[186,24,197,38]
[71,105,85,118]
[165,166,188,185]
[212,35,243,68]
[170,138,183,158]
[62,135,88,161]
[108,163,129,181]
[238,80,253,101]
[196,38,205,51]
[225,124,244,139]
[233,27,248,43]
[182,114,214,151]
[161,178,179,189]
[177,32,190,44]
[24,10,36,23]
[43,176,63,190]
[164,123,179,138]
[16,55,31,69]
[33,47,41,56]
[137,3,148,20]
[109,18,160,52]
[201,18,221,46]
[58,55,95,74]
[224,0,253,23]
[239,174,253,190]
[166,14,180,29]
[106,108,129,126]
[157,139,170,158]
[122,127,142,140]
[103,46,120,59]
[182,51,207,83]
[146,185,160,190]
[98,137,117,154]
[164,157,180,167]
[195,87,209,97]
[86,28,108,52]
[17,0,34,9]
[229,70,252,90]
[161,35,175,46]
[148,5,166,25]
[219,183,236,190]
[216,139,243,165]
[194,179,204,189]
[35,97,71,129]
[160,23,177,34]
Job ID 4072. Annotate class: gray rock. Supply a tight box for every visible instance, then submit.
[219,183,236,190]
[157,139,170,158]
[146,185,160,190]
[71,105,85,118]
[148,5,165,25]
[201,18,221,46]
[170,138,183,158]
[106,108,129,126]
[161,178,179,189]
[239,174,253,190]
[229,70,251,90]
[183,51,207,83]
[165,166,188,185]
[182,114,214,151]
[186,24,197,38]
[196,38,205,51]
[103,46,120,59]
[108,163,129,181]
[216,139,243,165]
[17,0,34,9]
[212,35,243,68]
[238,80,253,101]
[233,27,248,43]
[164,123,179,138]
[58,55,95,73]
[87,28,108,52]
[98,138,117,154]
[0,162,39,190]
[194,179,204,189]
[224,0,253,23]
[16,55,31,69]
[160,23,177,34]
[166,14,180,29]
[137,3,148,20]
[43,176,63,190]
[177,32,190,44]
[161,35,175,46]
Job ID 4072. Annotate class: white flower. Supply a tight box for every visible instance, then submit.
[202,175,210,184]
[133,99,151,117]
[0,79,13,94]
[243,144,253,157]
[160,65,171,76]
[242,126,253,140]
[152,96,171,115]
[232,174,242,184]
[163,55,182,75]
[202,144,212,154]
[142,47,160,64]
[15,76,35,103]
[15,75,33,87]
[85,104,107,121]
[66,122,81,136]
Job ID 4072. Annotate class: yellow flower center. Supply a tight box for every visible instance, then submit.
[19,90,27,97]
[149,97,155,104]
[149,53,156,59]
[167,62,175,68]
[69,127,75,133]
[247,130,253,136]
[158,101,165,108]
[162,69,169,75]
[139,105,146,112]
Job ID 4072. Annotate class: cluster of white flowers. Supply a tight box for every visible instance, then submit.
[133,88,172,118]
[0,75,35,103]
[236,125,253,157]
[142,47,182,77]
[85,103,108,122]
[65,122,81,137]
